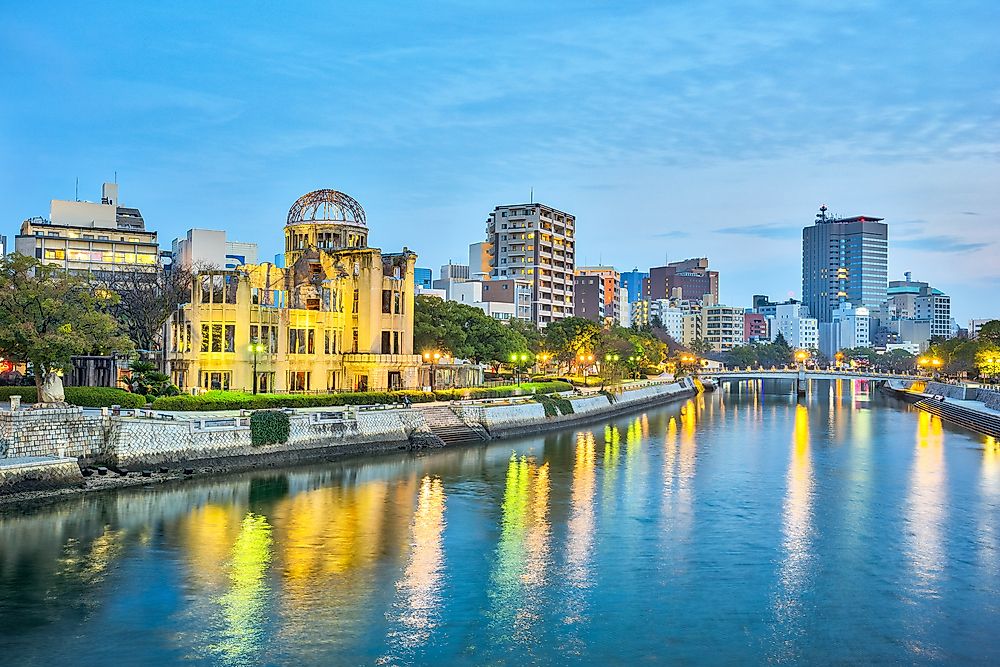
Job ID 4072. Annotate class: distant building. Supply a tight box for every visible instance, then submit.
[468,242,492,280]
[486,202,575,327]
[15,182,159,274]
[970,319,997,339]
[620,268,648,303]
[743,312,768,342]
[768,302,819,350]
[171,228,258,271]
[681,313,702,347]
[647,257,719,302]
[802,205,888,322]
[0,234,7,256]
[819,304,870,358]
[450,281,519,321]
[432,261,469,295]
[414,267,432,290]
[576,265,621,325]
[481,278,532,321]
[573,274,606,322]
[617,287,630,327]
[886,272,951,340]
[702,305,745,352]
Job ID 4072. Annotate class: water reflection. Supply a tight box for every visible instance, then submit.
[211,512,273,665]
[382,475,447,661]
[771,404,814,660]
[907,411,947,592]
[489,454,552,649]
[561,430,597,647]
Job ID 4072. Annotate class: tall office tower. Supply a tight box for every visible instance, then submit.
[802,205,888,323]
[576,265,621,324]
[646,257,719,302]
[486,202,575,327]
[413,267,432,290]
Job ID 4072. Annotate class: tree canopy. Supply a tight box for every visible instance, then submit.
[414,295,528,367]
[0,254,133,389]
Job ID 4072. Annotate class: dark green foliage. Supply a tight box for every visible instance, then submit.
[250,410,290,446]
[535,393,574,416]
[151,390,436,411]
[600,389,618,404]
[414,295,529,367]
[0,386,146,408]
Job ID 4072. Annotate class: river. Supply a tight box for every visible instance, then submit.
[1,380,998,665]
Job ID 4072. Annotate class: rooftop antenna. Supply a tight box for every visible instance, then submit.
[75,177,79,201]
[529,187,534,204]
[114,170,117,184]
[817,204,828,222]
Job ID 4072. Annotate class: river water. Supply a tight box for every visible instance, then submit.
[1,380,998,665]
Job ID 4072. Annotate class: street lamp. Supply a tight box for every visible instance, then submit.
[578,352,594,385]
[510,352,530,386]
[835,351,845,370]
[423,350,442,391]
[248,341,266,394]
[604,353,620,384]
[795,350,809,367]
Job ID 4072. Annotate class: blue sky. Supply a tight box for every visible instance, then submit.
[2,1,998,323]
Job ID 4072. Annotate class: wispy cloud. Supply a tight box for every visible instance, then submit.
[895,235,991,253]
[715,224,793,240]
[650,230,690,239]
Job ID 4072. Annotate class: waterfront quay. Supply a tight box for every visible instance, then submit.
[1,380,998,664]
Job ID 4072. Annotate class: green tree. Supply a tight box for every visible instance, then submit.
[0,254,133,392]
[690,338,714,356]
[977,320,1000,347]
[881,349,916,373]
[724,344,759,368]
[413,295,528,368]
[542,317,602,368]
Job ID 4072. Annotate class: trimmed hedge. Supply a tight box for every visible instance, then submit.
[151,390,437,411]
[250,410,290,446]
[0,386,146,408]
[148,381,574,412]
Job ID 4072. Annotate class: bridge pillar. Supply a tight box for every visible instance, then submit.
[796,366,807,396]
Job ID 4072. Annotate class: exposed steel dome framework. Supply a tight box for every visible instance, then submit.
[286,189,367,227]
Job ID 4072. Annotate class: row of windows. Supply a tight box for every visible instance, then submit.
[38,248,157,264]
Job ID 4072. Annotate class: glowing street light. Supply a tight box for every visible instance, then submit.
[248,341,266,394]
[423,350,442,391]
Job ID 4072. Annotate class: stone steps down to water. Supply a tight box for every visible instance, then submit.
[915,399,1000,439]
[416,405,491,446]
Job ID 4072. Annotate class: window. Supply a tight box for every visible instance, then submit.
[353,289,360,313]
[324,329,338,354]
[250,325,278,353]
[288,328,315,354]
[382,331,391,353]
[388,371,402,391]
[382,289,392,314]
[288,371,310,391]
[352,329,359,353]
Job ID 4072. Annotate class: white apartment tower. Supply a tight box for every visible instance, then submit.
[486,203,575,327]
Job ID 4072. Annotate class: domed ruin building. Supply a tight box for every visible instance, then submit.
[165,189,420,392]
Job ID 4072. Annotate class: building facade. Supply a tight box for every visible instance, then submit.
[886,272,951,340]
[15,182,159,274]
[414,267,433,290]
[171,228,258,271]
[802,205,888,323]
[486,203,575,327]
[702,305,745,352]
[819,304,871,358]
[573,274,606,322]
[576,265,621,325]
[743,312,768,342]
[768,302,819,350]
[165,189,421,393]
[647,258,719,302]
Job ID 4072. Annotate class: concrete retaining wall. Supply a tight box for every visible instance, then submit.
[926,382,974,400]
[981,390,1000,412]
[0,457,83,494]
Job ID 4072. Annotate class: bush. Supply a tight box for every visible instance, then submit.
[0,386,146,408]
[250,410,290,446]
[150,390,437,411]
[535,393,574,416]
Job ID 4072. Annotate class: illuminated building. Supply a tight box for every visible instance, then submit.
[485,202,576,327]
[165,189,421,392]
[15,182,159,274]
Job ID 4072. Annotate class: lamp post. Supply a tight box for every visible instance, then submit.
[248,341,265,394]
[604,353,620,384]
[835,351,845,370]
[510,352,530,386]
[423,351,441,391]
[578,353,594,385]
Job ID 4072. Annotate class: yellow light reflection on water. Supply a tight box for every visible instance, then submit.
[489,454,552,645]
[212,512,274,665]
[981,437,1000,572]
[907,411,946,592]
[771,404,814,659]
[382,475,447,657]
[563,431,597,630]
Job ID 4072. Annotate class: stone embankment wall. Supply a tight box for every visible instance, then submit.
[925,382,976,400]
[454,379,696,437]
[0,407,106,459]
[0,457,82,493]
[0,379,695,472]
[981,390,1000,412]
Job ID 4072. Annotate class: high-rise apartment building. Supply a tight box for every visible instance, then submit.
[468,242,492,280]
[744,312,768,342]
[702,305,745,352]
[647,258,719,302]
[486,203,575,327]
[573,274,605,322]
[15,182,159,274]
[802,205,887,323]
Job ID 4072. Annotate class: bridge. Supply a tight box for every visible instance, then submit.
[705,368,920,383]
[703,368,921,395]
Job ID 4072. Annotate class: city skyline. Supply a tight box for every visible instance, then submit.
[2,1,998,322]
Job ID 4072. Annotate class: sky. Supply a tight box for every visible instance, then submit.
[1,1,998,324]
